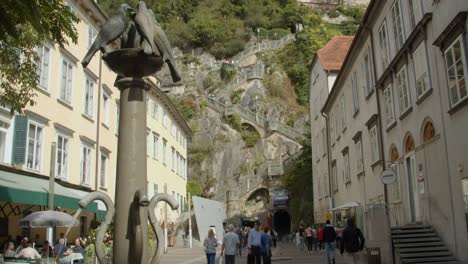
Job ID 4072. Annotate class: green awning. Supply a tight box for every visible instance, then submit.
[0,169,97,212]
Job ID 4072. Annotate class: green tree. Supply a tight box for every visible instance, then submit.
[0,0,79,113]
[187,177,203,197]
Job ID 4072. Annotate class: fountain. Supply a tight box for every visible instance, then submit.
[79,2,181,263]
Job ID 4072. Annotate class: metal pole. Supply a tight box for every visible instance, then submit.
[48,142,56,244]
[113,78,149,264]
[188,192,192,249]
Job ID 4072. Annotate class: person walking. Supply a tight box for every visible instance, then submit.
[312,225,318,251]
[340,218,365,264]
[204,229,218,264]
[335,225,342,250]
[298,224,305,252]
[261,226,272,264]
[323,220,337,264]
[305,225,313,252]
[235,227,243,256]
[221,224,240,264]
[247,221,262,264]
[318,225,324,250]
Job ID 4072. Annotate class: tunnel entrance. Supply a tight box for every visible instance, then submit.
[273,210,291,236]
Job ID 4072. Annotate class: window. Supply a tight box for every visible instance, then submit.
[83,77,94,117]
[335,108,340,139]
[153,133,159,160]
[340,95,346,131]
[162,138,167,165]
[171,147,175,171]
[344,151,350,184]
[444,36,468,106]
[56,133,69,179]
[378,21,391,71]
[391,0,405,51]
[103,91,110,126]
[26,122,43,171]
[153,183,158,196]
[396,66,411,113]
[146,130,150,156]
[59,57,73,103]
[171,124,176,137]
[389,163,401,202]
[88,26,97,48]
[176,152,180,175]
[362,49,374,96]
[413,43,430,98]
[151,101,158,119]
[331,161,337,192]
[163,110,168,128]
[36,46,50,89]
[115,101,120,134]
[100,153,108,188]
[383,84,396,127]
[80,143,92,185]
[355,139,363,174]
[369,125,379,163]
[352,72,359,114]
[0,120,10,163]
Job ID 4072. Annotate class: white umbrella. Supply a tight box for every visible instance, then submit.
[18,211,79,227]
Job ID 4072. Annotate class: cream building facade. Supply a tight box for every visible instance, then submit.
[311,0,468,263]
[0,0,189,244]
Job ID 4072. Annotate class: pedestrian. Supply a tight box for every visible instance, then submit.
[335,225,342,250]
[340,218,365,264]
[221,224,240,264]
[323,220,337,264]
[312,225,318,251]
[247,221,262,264]
[204,229,218,264]
[318,225,324,250]
[41,240,54,257]
[261,226,272,264]
[298,224,305,252]
[305,225,313,252]
[269,229,277,248]
[235,227,243,256]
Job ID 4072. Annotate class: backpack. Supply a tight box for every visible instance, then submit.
[344,227,363,253]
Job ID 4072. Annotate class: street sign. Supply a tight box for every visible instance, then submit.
[381,170,397,184]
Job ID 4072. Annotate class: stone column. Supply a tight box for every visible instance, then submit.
[114,77,150,264]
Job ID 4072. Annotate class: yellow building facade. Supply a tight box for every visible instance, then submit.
[0,0,189,245]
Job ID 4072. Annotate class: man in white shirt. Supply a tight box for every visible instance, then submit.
[221,224,240,264]
[247,221,262,264]
[15,241,41,260]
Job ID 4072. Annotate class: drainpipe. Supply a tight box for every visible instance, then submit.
[369,25,395,264]
[94,53,103,192]
[321,111,334,215]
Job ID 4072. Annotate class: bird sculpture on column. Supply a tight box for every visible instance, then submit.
[81,4,133,68]
[134,1,157,55]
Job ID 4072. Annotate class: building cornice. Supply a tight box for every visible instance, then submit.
[433,12,468,51]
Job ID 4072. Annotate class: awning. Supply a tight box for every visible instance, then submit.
[0,169,97,212]
[330,201,360,211]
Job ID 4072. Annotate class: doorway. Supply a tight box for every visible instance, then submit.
[405,154,420,223]
[273,210,291,236]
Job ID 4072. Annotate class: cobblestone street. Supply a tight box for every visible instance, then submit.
[160,241,366,264]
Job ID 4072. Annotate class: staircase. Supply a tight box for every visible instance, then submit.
[392,225,458,264]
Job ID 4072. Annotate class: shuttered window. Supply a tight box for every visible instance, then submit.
[12,115,28,164]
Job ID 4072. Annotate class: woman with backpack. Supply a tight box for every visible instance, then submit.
[340,218,365,264]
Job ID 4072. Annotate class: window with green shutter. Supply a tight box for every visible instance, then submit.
[12,115,28,164]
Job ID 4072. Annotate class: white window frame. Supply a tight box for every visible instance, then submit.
[369,125,380,163]
[163,111,168,128]
[330,112,335,143]
[80,143,93,186]
[162,139,167,165]
[378,21,391,72]
[413,42,430,99]
[115,101,120,135]
[59,57,73,104]
[88,26,97,48]
[389,162,402,202]
[171,147,175,171]
[331,161,338,192]
[396,66,411,114]
[344,151,350,184]
[321,128,326,156]
[352,72,359,114]
[324,173,329,197]
[444,35,468,107]
[102,91,110,126]
[383,84,396,127]
[391,0,405,51]
[26,121,44,172]
[0,120,10,164]
[100,152,108,188]
[146,130,151,157]
[153,133,159,160]
[151,101,158,120]
[36,46,51,90]
[171,124,176,137]
[83,76,94,118]
[153,183,159,196]
[362,48,374,96]
[340,95,346,132]
[55,132,70,180]
[355,139,363,174]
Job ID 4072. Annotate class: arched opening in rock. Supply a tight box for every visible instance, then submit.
[240,123,261,147]
[273,210,291,236]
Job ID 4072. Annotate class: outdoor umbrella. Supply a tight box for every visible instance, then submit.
[18,211,79,227]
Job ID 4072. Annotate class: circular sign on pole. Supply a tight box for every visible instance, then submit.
[381,170,397,185]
